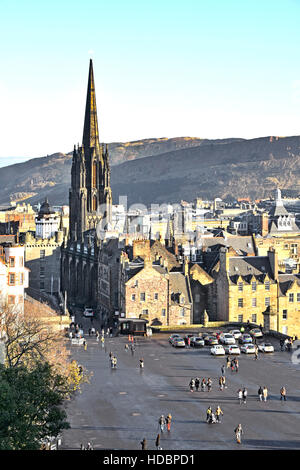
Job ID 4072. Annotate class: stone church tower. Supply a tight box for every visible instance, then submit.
[69,59,112,241]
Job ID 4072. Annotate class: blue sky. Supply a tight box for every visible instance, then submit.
[1,0,300,159]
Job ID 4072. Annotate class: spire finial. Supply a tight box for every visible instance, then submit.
[82,59,100,151]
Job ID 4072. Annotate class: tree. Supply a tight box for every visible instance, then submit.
[0,301,89,392]
[0,362,70,450]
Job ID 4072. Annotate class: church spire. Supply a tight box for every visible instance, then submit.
[82,59,100,152]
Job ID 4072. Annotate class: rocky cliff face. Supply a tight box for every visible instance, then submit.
[0,135,300,207]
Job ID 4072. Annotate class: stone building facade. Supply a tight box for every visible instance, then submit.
[209,247,278,326]
[118,243,193,327]
[0,243,29,314]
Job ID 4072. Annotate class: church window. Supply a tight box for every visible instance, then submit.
[92,195,97,211]
[92,160,97,188]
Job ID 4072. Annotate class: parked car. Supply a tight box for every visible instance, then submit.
[239,334,253,344]
[241,344,256,354]
[258,342,274,353]
[172,337,186,348]
[169,334,181,344]
[219,333,236,345]
[250,328,263,338]
[190,336,205,348]
[210,344,226,355]
[225,344,241,355]
[205,335,219,346]
[83,307,94,317]
[229,329,242,339]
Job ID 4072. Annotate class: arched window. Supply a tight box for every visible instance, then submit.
[92,160,97,188]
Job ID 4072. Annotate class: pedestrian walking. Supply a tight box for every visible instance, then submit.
[231,359,235,372]
[207,377,212,392]
[166,414,172,432]
[280,386,287,401]
[86,442,93,450]
[234,424,243,444]
[140,438,147,450]
[155,434,162,450]
[221,364,225,376]
[242,387,248,404]
[206,406,212,423]
[263,386,268,402]
[83,339,87,351]
[189,378,195,392]
[258,385,263,401]
[215,406,223,423]
[254,346,258,360]
[195,377,200,391]
[219,376,224,391]
[139,358,144,369]
[226,356,231,369]
[234,358,239,373]
[158,415,166,433]
[111,356,117,369]
[201,378,206,392]
[237,388,243,405]
[96,331,100,342]
[222,375,226,389]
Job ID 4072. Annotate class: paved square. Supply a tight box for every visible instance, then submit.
[62,329,300,450]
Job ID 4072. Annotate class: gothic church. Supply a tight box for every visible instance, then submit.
[61,60,112,310]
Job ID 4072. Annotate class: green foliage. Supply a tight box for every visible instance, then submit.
[0,362,70,450]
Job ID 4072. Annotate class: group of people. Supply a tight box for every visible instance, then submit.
[80,442,93,450]
[237,387,248,404]
[158,414,172,433]
[280,337,295,351]
[140,414,172,450]
[206,406,224,424]
[189,377,213,392]
[227,356,239,372]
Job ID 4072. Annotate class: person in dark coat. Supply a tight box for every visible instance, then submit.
[140,438,147,450]
[155,434,162,450]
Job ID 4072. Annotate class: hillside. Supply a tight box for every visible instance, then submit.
[1,135,300,207]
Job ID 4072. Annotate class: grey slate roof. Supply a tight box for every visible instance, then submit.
[278,273,300,296]
[228,256,274,284]
[169,271,192,305]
